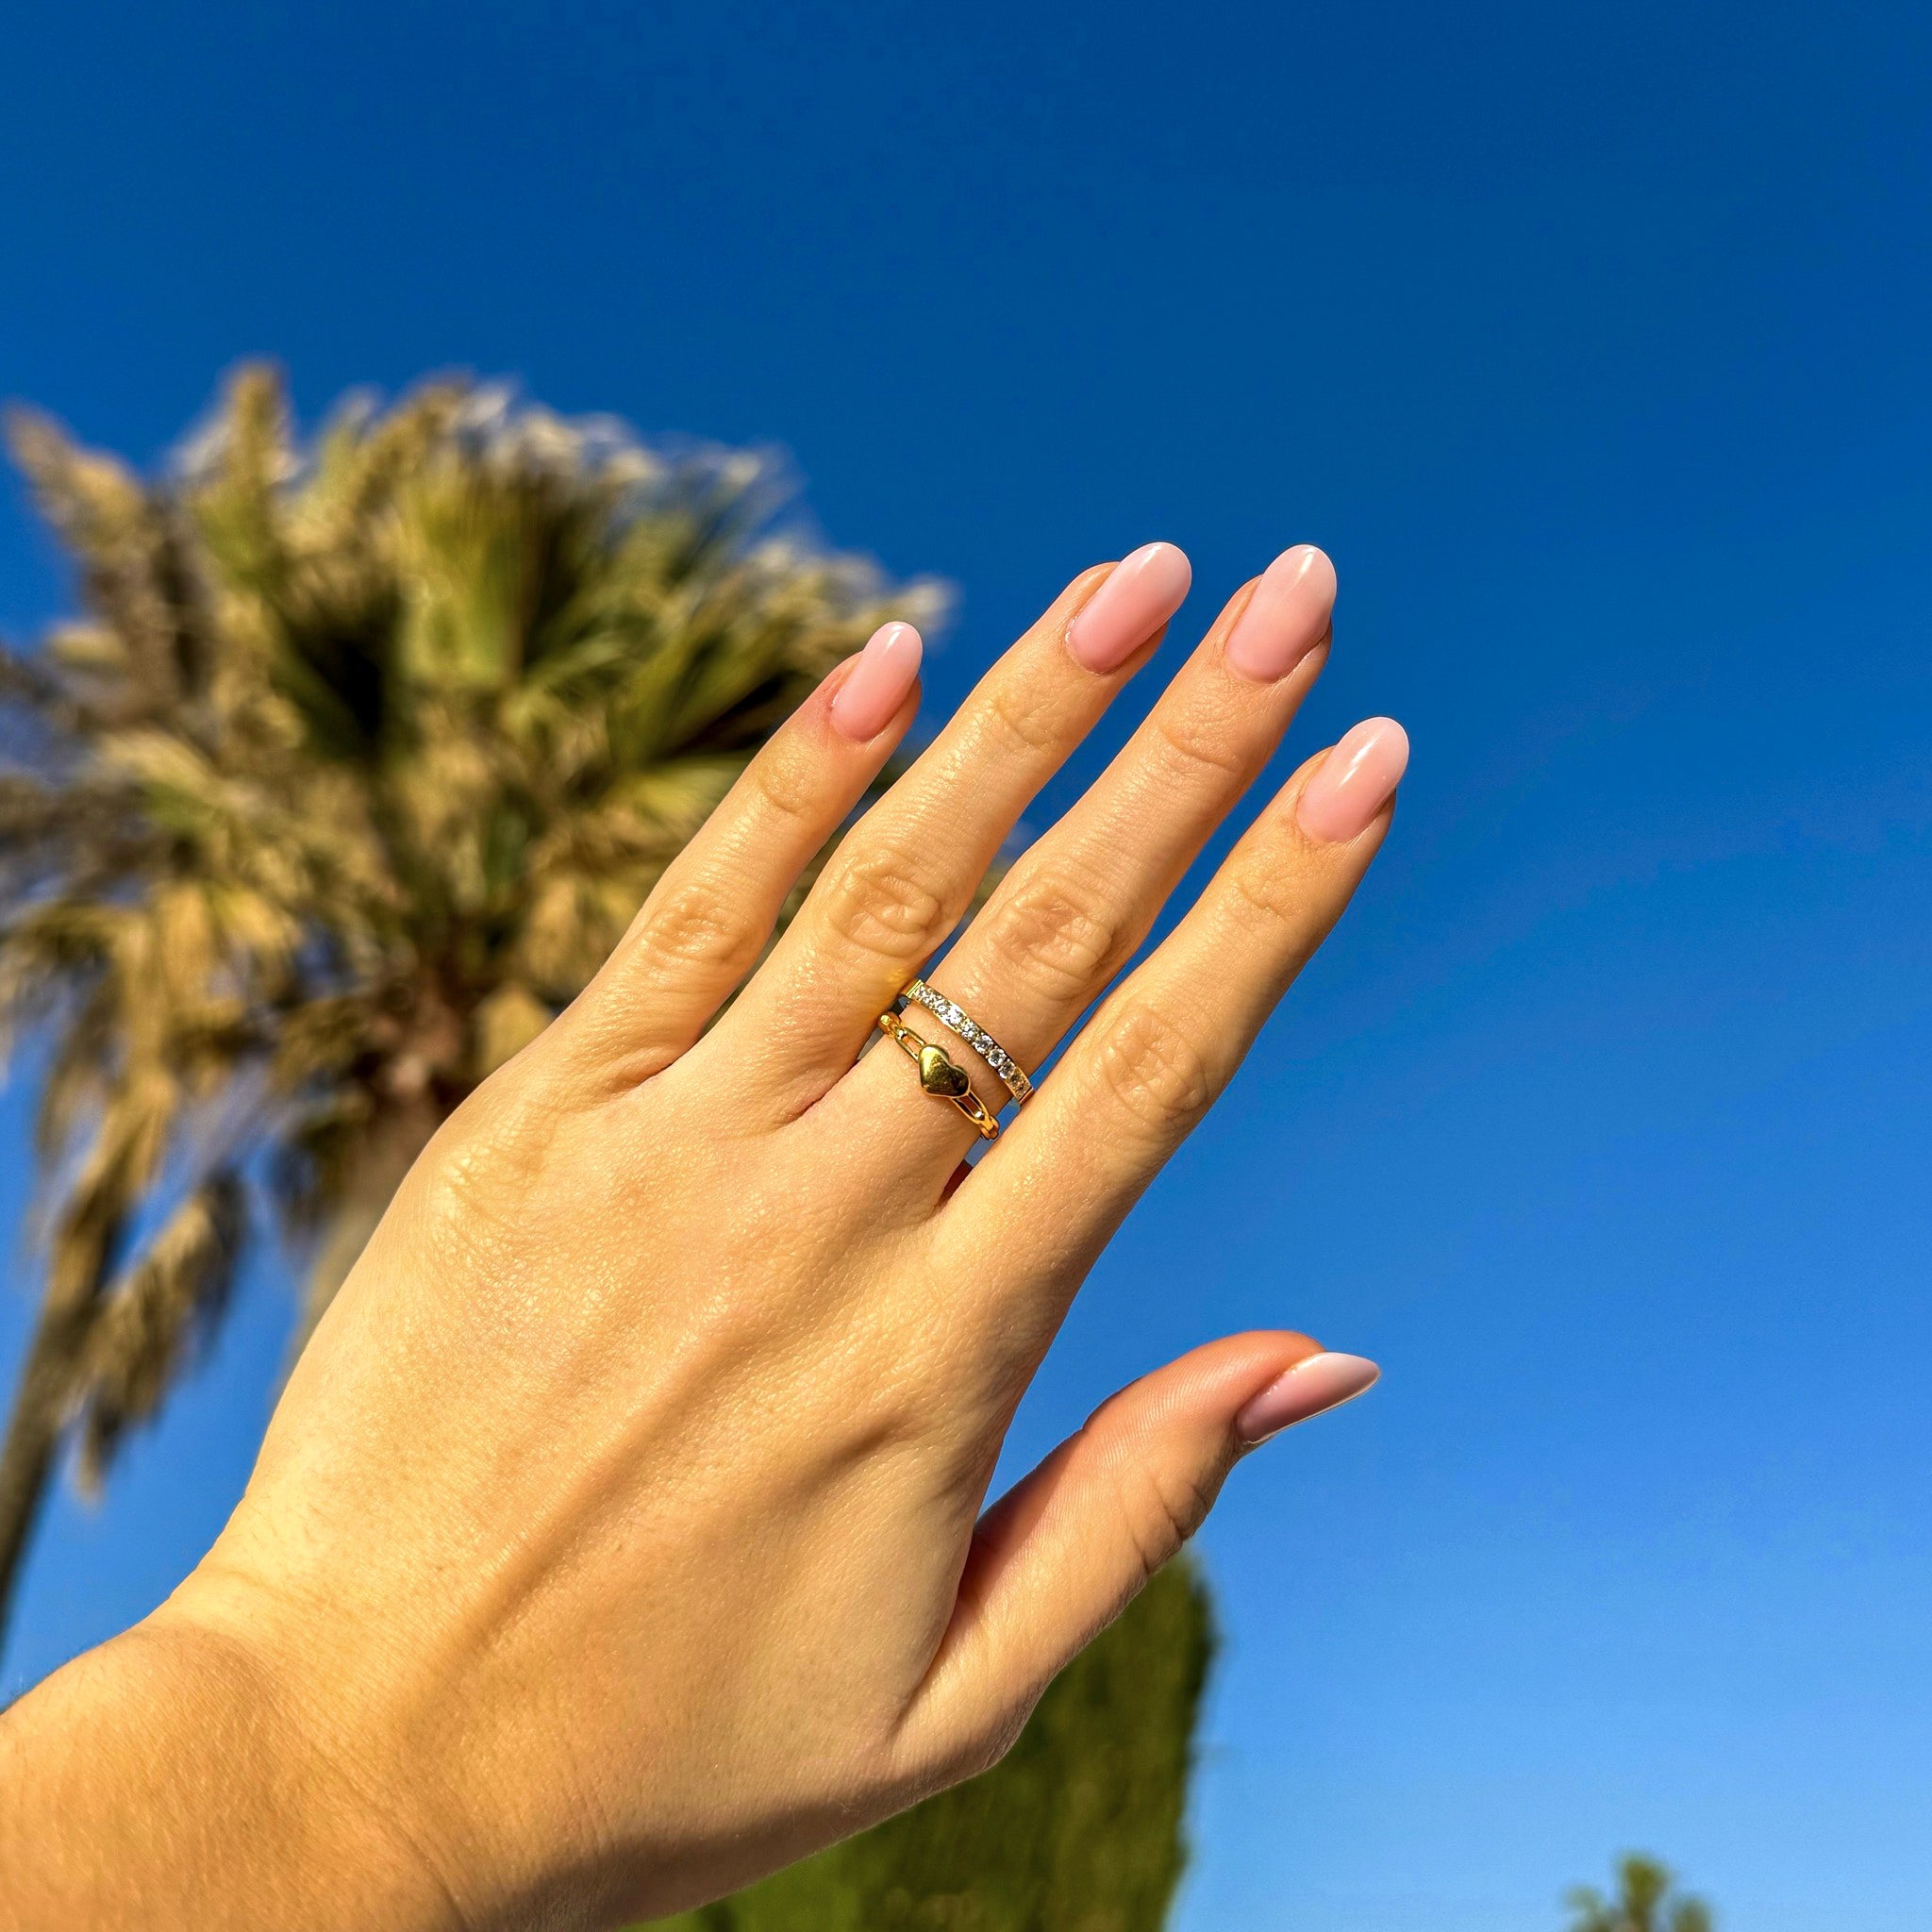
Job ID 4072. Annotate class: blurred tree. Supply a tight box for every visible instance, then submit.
[650,1558,1215,1932]
[1566,1854,1713,1932]
[0,368,941,1642]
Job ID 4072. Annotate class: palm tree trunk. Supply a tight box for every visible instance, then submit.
[0,1193,124,1658]
[0,1295,91,1657]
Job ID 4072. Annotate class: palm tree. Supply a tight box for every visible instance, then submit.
[1567,1854,1713,1932]
[0,367,942,1645]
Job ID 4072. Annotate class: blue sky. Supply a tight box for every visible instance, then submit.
[3,2,1930,1925]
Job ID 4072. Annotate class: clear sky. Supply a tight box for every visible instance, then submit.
[3,3,1929,1925]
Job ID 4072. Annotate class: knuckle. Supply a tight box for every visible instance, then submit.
[636,877,764,979]
[822,844,952,964]
[400,1085,564,1269]
[1114,1450,1217,1582]
[1090,1000,1216,1135]
[1149,700,1254,784]
[747,744,822,827]
[977,679,1065,759]
[982,868,1124,1001]
[1221,853,1303,936]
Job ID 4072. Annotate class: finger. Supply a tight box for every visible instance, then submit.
[724,545,1194,1105]
[826,544,1337,1176]
[896,1334,1379,1777]
[962,718,1408,1324]
[557,624,924,1089]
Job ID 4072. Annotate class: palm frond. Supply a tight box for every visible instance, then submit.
[72,1170,246,1486]
[0,367,950,1592]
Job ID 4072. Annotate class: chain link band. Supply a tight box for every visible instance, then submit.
[875,1012,1001,1140]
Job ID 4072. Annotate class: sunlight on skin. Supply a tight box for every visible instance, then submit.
[0,545,1403,1932]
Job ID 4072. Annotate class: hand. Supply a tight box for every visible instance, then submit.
[0,542,1405,1930]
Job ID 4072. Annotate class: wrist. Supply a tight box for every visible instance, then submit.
[0,1594,463,1932]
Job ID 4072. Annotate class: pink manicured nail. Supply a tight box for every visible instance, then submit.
[1065,542,1193,673]
[1296,717,1409,843]
[1224,544,1337,683]
[1236,1352,1380,1444]
[830,622,923,741]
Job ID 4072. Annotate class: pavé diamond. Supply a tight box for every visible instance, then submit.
[901,977,1031,1104]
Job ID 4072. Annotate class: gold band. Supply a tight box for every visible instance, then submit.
[875,1011,1001,1140]
[898,979,1034,1104]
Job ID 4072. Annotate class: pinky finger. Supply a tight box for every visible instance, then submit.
[559,623,924,1089]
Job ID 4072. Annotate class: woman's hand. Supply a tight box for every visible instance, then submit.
[0,542,1405,1931]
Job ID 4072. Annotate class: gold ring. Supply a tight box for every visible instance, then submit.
[875,1012,1001,1140]
[897,979,1034,1104]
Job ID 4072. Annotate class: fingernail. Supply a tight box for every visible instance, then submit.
[830,622,923,741]
[1295,717,1409,843]
[1065,542,1193,673]
[1223,543,1337,683]
[1236,1352,1380,1444]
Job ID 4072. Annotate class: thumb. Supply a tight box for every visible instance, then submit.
[896,1332,1379,1781]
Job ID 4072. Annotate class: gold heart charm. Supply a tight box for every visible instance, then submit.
[918,1042,971,1098]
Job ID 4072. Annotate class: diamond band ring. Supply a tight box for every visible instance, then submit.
[898,979,1034,1104]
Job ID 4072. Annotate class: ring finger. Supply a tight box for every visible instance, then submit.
[824,543,1339,1177]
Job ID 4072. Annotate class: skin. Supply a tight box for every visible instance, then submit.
[0,547,1403,1932]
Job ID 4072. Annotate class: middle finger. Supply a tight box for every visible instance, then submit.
[720,543,1195,1108]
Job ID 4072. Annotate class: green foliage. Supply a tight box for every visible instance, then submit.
[1567,1853,1713,1932]
[650,1560,1214,1932]
[0,368,941,1635]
